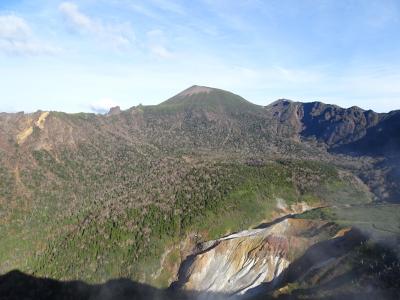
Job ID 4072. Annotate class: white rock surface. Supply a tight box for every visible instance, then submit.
[178,217,332,296]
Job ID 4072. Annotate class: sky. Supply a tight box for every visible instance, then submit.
[0,0,399,113]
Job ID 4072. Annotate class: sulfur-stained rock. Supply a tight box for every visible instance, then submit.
[175,218,339,295]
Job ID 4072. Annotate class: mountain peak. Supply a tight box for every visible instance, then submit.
[176,85,214,97]
[268,99,296,107]
[159,85,257,111]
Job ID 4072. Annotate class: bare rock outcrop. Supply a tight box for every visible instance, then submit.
[175,218,340,296]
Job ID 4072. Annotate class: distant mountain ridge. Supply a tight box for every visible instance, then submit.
[1,85,398,156]
[1,84,399,167]
[265,98,399,155]
[1,85,399,162]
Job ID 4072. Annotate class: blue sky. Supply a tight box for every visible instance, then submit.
[0,0,399,113]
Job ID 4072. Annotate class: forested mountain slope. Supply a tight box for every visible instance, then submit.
[0,85,398,295]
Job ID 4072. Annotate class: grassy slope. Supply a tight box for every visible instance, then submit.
[297,204,400,242]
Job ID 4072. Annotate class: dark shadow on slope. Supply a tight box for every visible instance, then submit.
[0,270,241,300]
[170,250,201,291]
[331,111,400,158]
[328,111,400,203]
[255,207,326,229]
[247,227,400,300]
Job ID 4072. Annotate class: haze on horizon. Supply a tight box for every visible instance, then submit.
[0,0,399,113]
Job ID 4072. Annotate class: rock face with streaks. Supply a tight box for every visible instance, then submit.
[175,218,338,296]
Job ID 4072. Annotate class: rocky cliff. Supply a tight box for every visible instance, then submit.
[172,204,400,299]
[175,217,341,296]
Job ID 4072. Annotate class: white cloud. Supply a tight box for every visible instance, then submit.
[0,14,31,39]
[59,2,135,49]
[149,0,186,15]
[117,0,185,19]
[127,3,160,19]
[147,29,173,58]
[59,2,94,31]
[0,14,59,55]
[149,44,173,58]
[89,98,119,114]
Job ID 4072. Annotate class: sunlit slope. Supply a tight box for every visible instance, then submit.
[0,85,394,288]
